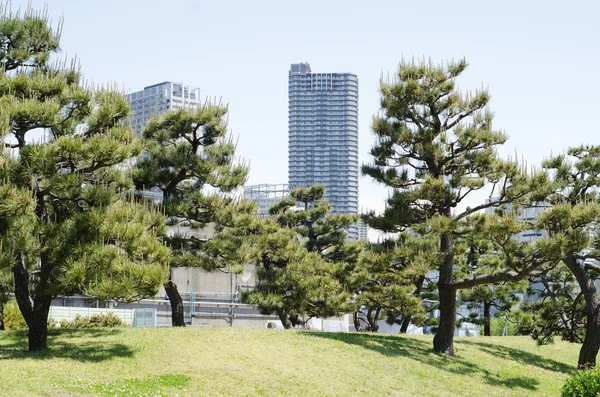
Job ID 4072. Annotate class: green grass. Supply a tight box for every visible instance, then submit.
[0,327,580,396]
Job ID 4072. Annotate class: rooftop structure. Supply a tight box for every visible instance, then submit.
[243,184,290,217]
[126,81,202,135]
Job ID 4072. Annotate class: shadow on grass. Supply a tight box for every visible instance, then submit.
[304,332,541,391]
[458,339,573,374]
[0,328,135,362]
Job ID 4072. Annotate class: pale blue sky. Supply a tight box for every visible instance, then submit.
[13,0,600,216]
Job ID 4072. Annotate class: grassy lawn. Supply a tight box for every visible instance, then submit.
[0,327,579,396]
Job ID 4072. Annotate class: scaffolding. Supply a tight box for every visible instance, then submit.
[243,183,290,199]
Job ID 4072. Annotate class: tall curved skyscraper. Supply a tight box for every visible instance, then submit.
[288,63,359,239]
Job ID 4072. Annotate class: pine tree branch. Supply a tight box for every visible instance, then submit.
[584,261,600,273]
[450,260,545,289]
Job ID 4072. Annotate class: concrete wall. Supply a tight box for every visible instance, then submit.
[167,265,256,298]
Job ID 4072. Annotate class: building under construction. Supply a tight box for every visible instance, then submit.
[243,183,290,217]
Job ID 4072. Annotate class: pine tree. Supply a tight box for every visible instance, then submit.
[456,219,527,336]
[516,263,586,344]
[133,105,248,326]
[362,58,553,354]
[269,186,361,271]
[349,237,430,332]
[0,5,169,350]
[532,146,600,368]
[268,186,361,327]
[203,204,347,329]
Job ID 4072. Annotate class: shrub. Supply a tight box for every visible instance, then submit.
[4,300,27,330]
[2,300,56,330]
[562,368,600,397]
[59,312,127,329]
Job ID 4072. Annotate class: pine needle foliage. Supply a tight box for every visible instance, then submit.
[362,58,552,354]
[133,103,249,326]
[0,3,169,350]
[523,146,600,368]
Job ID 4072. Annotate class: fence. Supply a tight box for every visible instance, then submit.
[48,306,135,325]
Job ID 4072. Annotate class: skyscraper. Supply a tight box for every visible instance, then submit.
[127,81,202,135]
[288,63,359,238]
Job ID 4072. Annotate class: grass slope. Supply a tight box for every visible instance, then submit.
[0,327,579,396]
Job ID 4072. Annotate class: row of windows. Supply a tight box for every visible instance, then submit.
[289,140,359,145]
[289,178,359,184]
[289,158,359,163]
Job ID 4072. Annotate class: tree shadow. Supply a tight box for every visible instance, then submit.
[0,328,136,362]
[458,339,573,374]
[304,332,541,391]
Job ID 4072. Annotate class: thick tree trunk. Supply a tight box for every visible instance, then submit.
[0,300,4,331]
[164,279,186,327]
[434,283,457,354]
[433,233,457,355]
[579,307,600,369]
[28,297,52,351]
[366,307,381,332]
[276,308,293,329]
[563,254,600,368]
[483,300,491,337]
[13,255,54,350]
[400,317,410,333]
[353,311,361,332]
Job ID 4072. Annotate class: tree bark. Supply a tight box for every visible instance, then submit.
[400,317,410,333]
[0,300,4,331]
[27,297,52,351]
[563,254,600,368]
[579,306,600,369]
[483,300,491,337]
[164,279,186,327]
[366,307,380,332]
[433,233,457,355]
[276,308,293,329]
[13,254,54,350]
[353,311,361,332]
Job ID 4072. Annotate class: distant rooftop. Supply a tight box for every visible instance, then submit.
[289,63,311,75]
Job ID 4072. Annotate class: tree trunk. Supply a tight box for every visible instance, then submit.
[400,276,426,334]
[353,311,361,332]
[400,317,410,333]
[433,233,456,355]
[563,254,600,368]
[366,307,381,332]
[28,297,52,351]
[13,255,54,350]
[276,308,293,329]
[0,300,4,331]
[289,313,300,327]
[483,300,491,337]
[164,279,186,327]
[579,305,600,369]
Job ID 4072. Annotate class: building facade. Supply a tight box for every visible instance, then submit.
[243,184,290,217]
[288,63,359,238]
[357,218,368,241]
[127,82,202,135]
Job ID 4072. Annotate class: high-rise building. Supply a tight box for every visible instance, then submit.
[243,184,290,217]
[357,219,369,241]
[288,63,359,238]
[127,82,202,135]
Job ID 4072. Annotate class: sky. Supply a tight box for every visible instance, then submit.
[10,0,600,227]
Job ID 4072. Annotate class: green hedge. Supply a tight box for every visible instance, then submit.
[59,313,127,329]
[562,368,600,397]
